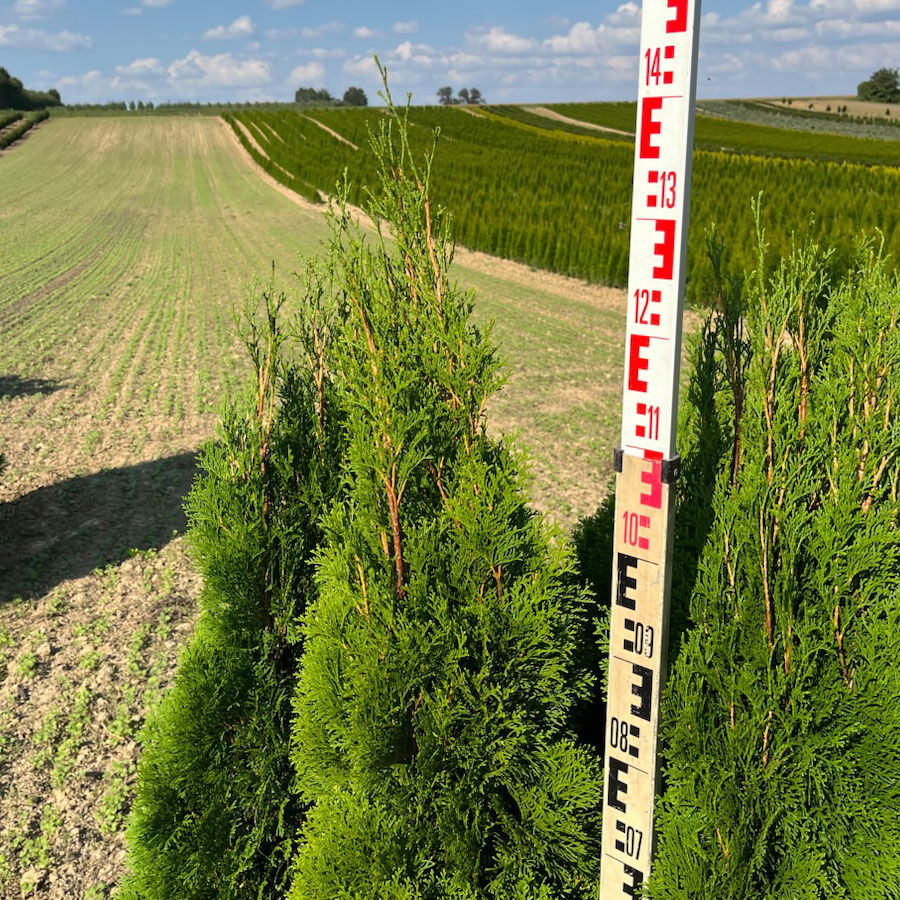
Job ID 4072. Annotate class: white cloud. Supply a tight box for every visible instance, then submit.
[468,26,537,53]
[606,2,641,26]
[771,38,900,70]
[393,40,440,64]
[815,14,900,34]
[58,68,152,97]
[264,21,341,39]
[0,23,91,51]
[393,20,419,34]
[768,25,811,39]
[343,55,381,78]
[167,49,271,88]
[307,47,346,59]
[543,20,640,53]
[115,57,164,76]
[120,0,173,15]
[203,15,255,40]
[13,0,66,20]
[288,61,326,83]
[353,26,382,39]
[810,0,900,11]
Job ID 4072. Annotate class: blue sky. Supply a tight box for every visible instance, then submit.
[1,0,898,104]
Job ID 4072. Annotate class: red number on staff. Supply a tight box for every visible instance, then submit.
[644,48,662,86]
[658,171,677,208]
[634,289,651,324]
[646,405,660,440]
[622,511,640,546]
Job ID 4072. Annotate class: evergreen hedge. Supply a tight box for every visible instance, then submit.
[120,284,346,899]
[648,222,900,898]
[0,109,48,149]
[288,89,604,899]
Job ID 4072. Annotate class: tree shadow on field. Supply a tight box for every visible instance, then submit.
[0,374,65,400]
[0,452,199,603]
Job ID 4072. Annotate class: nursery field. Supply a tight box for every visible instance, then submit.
[227,102,900,291]
[0,115,635,896]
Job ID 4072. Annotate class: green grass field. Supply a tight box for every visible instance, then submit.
[0,115,635,896]
[547,101,900,165]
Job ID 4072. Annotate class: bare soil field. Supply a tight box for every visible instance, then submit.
[769,96,900,119]
[0,115,635,897]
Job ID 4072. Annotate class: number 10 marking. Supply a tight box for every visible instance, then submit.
[622,511,651,550]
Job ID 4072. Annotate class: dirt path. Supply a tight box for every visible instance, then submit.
[301,114,359,150]
[528,105,634,137]
[232,118,268,158]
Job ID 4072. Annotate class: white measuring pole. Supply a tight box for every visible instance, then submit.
[598,0,701,896]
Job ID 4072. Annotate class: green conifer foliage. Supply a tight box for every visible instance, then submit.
[648,223,900,898]
[288,87,604,899]
[120,285,345,899]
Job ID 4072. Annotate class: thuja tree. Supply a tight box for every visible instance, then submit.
[288,87,604,900]
[648,223,900,898]
[119,282,346,899]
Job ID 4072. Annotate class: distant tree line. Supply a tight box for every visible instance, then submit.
[56,98,369,117]
[436,86,485,106]
[294,86,368,107]
[858,67,900,103]
[0,67,62,110]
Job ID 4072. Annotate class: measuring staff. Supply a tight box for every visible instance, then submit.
[598,0,702,897]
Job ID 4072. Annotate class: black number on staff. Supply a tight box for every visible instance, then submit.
[610,716,630,753]
[634,622,654,658]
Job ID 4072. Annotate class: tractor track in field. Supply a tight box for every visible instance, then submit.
[527,105,634,137]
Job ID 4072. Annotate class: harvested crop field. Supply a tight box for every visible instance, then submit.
[0,115,634,896]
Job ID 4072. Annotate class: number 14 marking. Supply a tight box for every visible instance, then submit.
[644,46,674,86]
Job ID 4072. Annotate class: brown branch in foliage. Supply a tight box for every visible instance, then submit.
[783,623,792,675]
[383,467,406,597]
[723,525,737,596]
[492,564,503,601]
[763,317,788,483]
[862,453,894,514]
[404,252,419,307]
[428,460,450,506]
[256,333,278,523]
[355,558,370,618]
[419,179,444,323]
[797,293,810,441]
[716,827,731,859]
[761,710,773,767]
[760,509,774,649]
[311,317,328,439]
[833,600,851,687]
[721,318,744,488]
